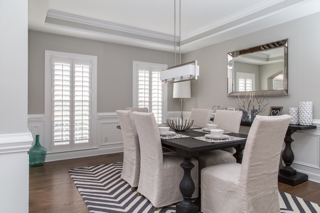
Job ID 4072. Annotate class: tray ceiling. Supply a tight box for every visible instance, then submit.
[29,0,320,53]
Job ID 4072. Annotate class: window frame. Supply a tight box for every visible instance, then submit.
[45,50,97,153]
[132,61,168,122]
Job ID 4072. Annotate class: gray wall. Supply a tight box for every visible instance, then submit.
[28,30,176,114]
[234,62,260,91]
[182,12,320,118]
[259,62,283,90]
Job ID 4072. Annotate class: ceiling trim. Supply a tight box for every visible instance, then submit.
[46,10,179,42]
[183,0,285,40]
[182,0,304,45]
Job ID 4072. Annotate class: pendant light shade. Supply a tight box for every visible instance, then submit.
[173,81,191,98]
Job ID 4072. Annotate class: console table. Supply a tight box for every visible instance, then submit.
[241,121,316,186]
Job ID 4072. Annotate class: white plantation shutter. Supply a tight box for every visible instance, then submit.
[237,72,255,92]
[151,71,162,124]
[51,57,92,149]
[53,58,71,146]
[74,62,91,144]
[138,70,149,109]
[135,64,164,124]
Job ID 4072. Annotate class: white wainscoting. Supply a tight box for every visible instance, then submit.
[240,119,320,183]
[28,113,123,162]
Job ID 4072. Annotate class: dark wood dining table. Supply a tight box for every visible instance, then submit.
[161,129,247,213]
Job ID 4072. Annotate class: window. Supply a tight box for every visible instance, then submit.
[133,61,167,124]
[236,72,255,92]
[45,51,97,152]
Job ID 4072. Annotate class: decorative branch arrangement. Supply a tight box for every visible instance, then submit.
[237,92,269,115]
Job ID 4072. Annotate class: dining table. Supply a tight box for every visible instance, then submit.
[160,128,247,213]
[116,125,247,213]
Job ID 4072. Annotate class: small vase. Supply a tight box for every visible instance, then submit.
[251,109,258,122]
[288,107,299,124]
[299,101,313,125]
[28,135,47,167]
[239,109,249,122]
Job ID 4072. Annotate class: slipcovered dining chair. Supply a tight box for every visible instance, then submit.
[126,107,148,112]
[201,115,291,213]
[132,112,199,209]
[116,110,140,190]
[197,110,243,170]
[189,108,212,128]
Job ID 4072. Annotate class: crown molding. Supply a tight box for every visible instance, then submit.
[46,10,179,42]
[183,0,285,40]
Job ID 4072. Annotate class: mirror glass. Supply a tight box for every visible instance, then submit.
[227,39,288,96]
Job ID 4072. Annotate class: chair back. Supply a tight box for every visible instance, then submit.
[189,108,212,128]
[126,107,149,112]
[213,110,243,133]
[132,112,163,171]
[240,115,290,210]
[116,110,140,186]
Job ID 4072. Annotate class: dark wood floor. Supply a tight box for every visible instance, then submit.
[29,153,320,212]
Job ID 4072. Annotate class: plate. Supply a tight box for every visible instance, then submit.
[161,131,176,136]
[201,128,211,132]
[205,134,229,140]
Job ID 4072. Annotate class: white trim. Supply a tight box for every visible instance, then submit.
[183,0,285,40]
[97,112,118,121]
[28,114,45,122]
[167,111,191,119]
[45,145,123,162]
[46,10,178,42]
[45,50,97,153]
[0,132,33,154]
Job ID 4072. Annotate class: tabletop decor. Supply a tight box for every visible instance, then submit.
[288,107,299,124]
[28,135,47,167]
[299,101,313,125]
[268,106,283,116]
[166,118,194,131]
[237,93,269,122]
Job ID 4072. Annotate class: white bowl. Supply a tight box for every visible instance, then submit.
[210,129,224,137]
[206,123,218,130]
[159,127,170,135]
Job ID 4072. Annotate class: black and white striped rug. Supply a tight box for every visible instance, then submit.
[69,162,320,213]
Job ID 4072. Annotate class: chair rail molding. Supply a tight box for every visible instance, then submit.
[0,132,33,154]
[28,113,123,162]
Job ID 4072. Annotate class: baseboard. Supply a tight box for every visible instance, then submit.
[45,146,123,162]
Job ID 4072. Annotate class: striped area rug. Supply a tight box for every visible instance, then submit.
[69,162,320,213]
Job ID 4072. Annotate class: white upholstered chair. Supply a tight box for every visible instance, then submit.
[116,110,140,190]
[132,112,199,208]
[126,107,148,112]
[197,110,243,170]
[201,115,291,213]
[189,108,212,128]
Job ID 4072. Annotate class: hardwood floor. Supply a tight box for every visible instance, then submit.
[29,153,320,212]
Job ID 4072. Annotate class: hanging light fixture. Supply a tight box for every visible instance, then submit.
[160,0,200,83]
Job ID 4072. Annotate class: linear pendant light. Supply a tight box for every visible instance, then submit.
[160,0,199,83]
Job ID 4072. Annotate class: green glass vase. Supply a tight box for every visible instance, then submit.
[28,135,47,167]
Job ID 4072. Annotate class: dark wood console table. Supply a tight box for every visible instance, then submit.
[241,121,316,186]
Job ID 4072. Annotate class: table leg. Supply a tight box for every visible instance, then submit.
[278,129,308,186]
[176,156,199,213]
[280,129,297,175]
[234,144,244,163]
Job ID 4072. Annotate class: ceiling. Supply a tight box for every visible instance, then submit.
[29,0,320,53]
